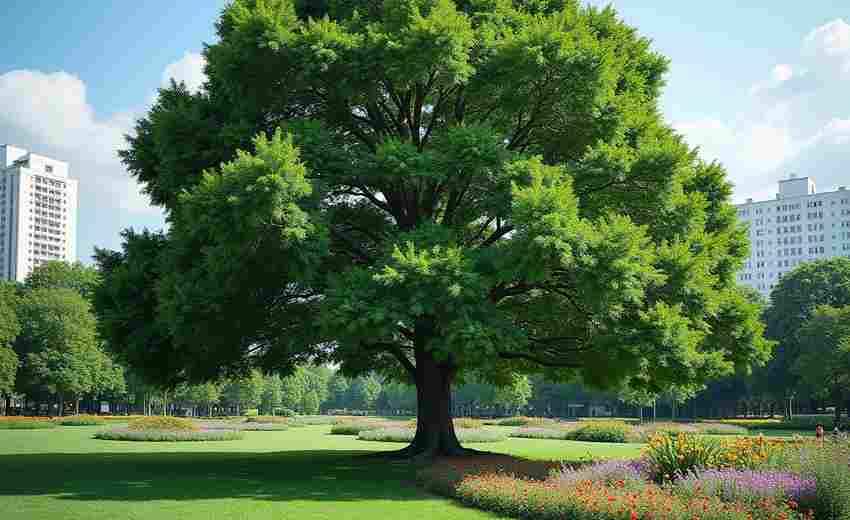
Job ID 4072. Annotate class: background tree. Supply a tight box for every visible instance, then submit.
[796,305,850,424]
[763,258,850,408]
[222,371,265,415]
[326,373,350,410]
[261,374,283,415]
[25,261,100,301]
[0,282,21,413]
[302,390,320,415]
[14,288,101,415]
[348,374,382,411]
[100,0,772,457]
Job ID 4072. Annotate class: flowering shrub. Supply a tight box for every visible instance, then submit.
[644,433,723,481]
[495,416,558,427]
[787,437,850,520]
[94,429,243,442]
[127,416,199,432]
[551,459,649,487]
[56,414,106,426]
[567,421,631,443]
[716,436,789,469]
[674,469,816,504]
[510,427,572,440]
[330,420,402,435]
[455,474,805,520]
[358,427,506,443]
[245,415,289,424]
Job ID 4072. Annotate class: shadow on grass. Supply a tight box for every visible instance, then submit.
[0,450,439,503]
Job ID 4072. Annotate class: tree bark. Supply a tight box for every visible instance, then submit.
[383,348,469,459]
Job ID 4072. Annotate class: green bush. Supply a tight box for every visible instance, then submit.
[644,433,723,481]
[791,438,850,520]
[329,420,397,435]
[242,408,259,417]
[128,416,198,432]
[94,429,243,442]
[566,421,631,443]
[56,414,106,426]
[0,420,56,430]
[358,427,506,443]
[277,408,296,417]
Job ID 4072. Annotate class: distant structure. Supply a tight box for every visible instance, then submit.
[0,145,78,282]
[735,175,850,296]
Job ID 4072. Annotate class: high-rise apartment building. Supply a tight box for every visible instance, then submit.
[735,175,850,296]
[0,145,78,282]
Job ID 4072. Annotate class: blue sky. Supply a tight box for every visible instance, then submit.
[1,1,849,261]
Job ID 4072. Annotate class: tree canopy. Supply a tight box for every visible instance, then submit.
[796,304,850,423]
[97,0,771,456]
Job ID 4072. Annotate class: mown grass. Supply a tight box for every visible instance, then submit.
[0,423,642,520]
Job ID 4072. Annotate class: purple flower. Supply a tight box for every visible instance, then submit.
[553,459,649,486]
[674,468,816,502]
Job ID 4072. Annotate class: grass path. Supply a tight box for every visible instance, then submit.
[0,425,641,520]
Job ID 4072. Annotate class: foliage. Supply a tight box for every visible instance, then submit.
[127,416,199,432]
[330,419,402,435]
[94,428,243,442]
[716,436,788,470]
[644,433,724,481]
[106,0,772,455]
[56,415,106,426]
[0,346,18,397]
[796,305,850,421]
[25,261,101,301]
[786,438,850,520]
[763,258,850,400]
[567,421,632,443]
[0,282,20,396]
[359,427,506,443]
[245,415,289,424]
[302,390,321,415]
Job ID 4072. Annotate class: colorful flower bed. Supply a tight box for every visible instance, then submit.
[358,426,507,443]
[418,434,850,520]
[0,417,56,429]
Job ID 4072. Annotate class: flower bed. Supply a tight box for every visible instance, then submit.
[358,427,506,443]
[492,416,558,427]
[510,427,572,440]
[330,420,404,435]
[94,429,243,442]
[128,416,199,431]
[415,434,850,520]
[567,421,631,443]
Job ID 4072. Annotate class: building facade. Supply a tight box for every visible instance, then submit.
[735,175,850,296]
[0,145,78,282]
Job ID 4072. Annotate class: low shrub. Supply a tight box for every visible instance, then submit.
[245,415,289,424]
[277,408,296,417]
[56,414,106,426]
[290,415,337,426]
[454,474,804,520]
[509,427,571,440]
[551,459,649,486]
[790,438,850,520]
[94,429,243,442]
[0,419,56,430]
[127,416,198,432]
[453,418,484,429]
[567,421,631,443]
[674,468,816,504]
[644,433,723,481]
[330,420,397,435]
[358,427,506,443]
[494,416,557,427]
[242,408,259,417]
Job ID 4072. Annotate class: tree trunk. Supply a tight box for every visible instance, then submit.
[4,395,10,416]
[385,347,467,459]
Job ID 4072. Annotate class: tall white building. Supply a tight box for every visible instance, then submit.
[0,145,78,282]
[736,175,850,296]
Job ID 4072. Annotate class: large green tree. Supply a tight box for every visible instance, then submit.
[25,261,100,301]
[763,258,850,403]
[796,305,850,424]
[14,288,105,415]
[97,0,771,456]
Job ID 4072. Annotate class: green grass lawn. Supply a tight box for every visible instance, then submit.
[0,424,642,520]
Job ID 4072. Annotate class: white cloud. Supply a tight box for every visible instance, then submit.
[771,64,794,82]
[803,18,850,79]
[680,18,850,203]
[0,69,166,259]
[161,52,206,93]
